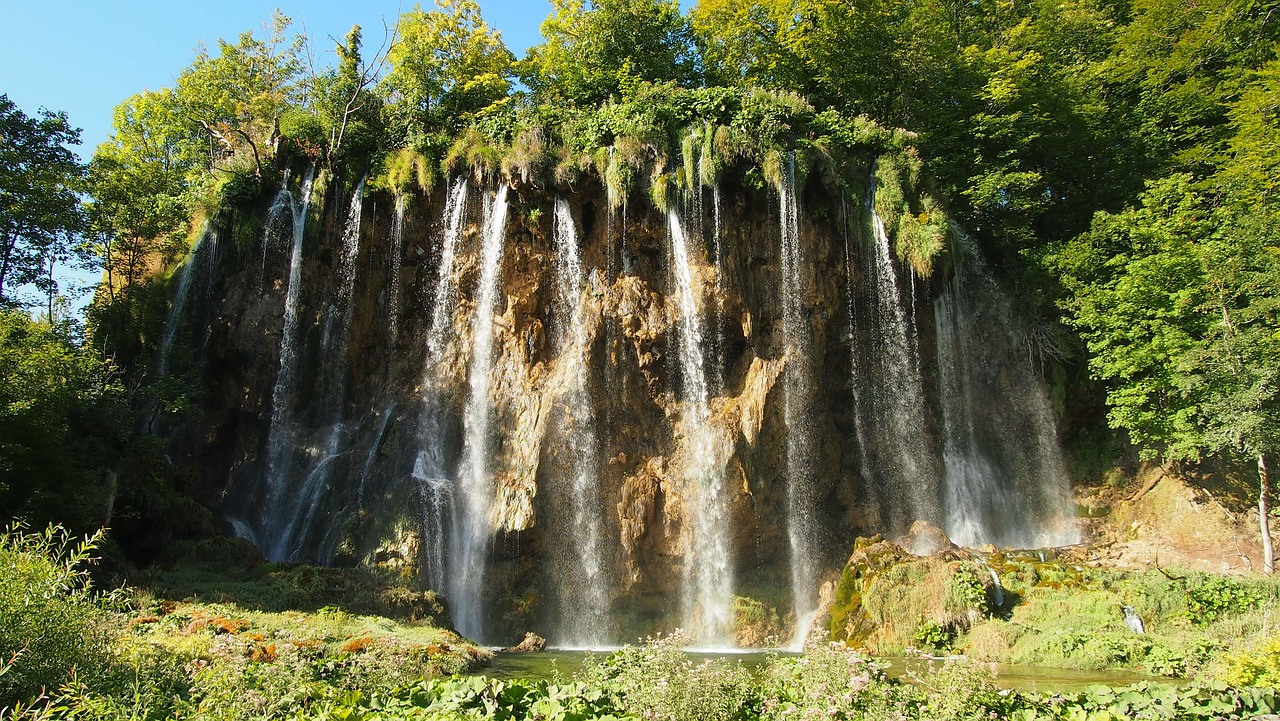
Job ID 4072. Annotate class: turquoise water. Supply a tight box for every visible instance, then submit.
[482,650,1171,693]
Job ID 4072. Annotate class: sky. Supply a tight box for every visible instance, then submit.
[0,0,557,162]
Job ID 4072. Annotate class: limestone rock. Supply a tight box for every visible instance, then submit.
[503,631,547,653]
[896,520,957,556]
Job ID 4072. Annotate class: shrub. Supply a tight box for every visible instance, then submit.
[582,633,759,721]
[1186,575,1261,625]
[0,525,112,708]
[1216,636,1280,687]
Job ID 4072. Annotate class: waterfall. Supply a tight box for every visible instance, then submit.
[861,187,938,531]
[934,235,1079,548]
[412,177,469,593]
[416,476,453,594]
[157,222,213,377]
[386,194,407,351]
[668,209,734,647]
[271,177,366,561]
[550,197,611,646]
[451,183,511,641]
[357,402,396,509]
[261,167,315,547]
[778,157,819,646]
[426,179,469,359]
[710,183,725,393]
[987,567,1005,608]
[842,198,879,513]
[261,168,290,287]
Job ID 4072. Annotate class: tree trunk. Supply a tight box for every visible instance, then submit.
[1261,453,1274,575]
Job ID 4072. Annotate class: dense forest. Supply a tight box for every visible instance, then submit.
[2,0,1280,717]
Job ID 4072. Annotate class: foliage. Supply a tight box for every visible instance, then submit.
[383,0,514,137]
[0,525,111,708]
[0,311,120,530]
[0,95,86,307]
[1185,575,1261,626]
[580,633,758,721]
[522,0,699,106]
[1215,636,1280,688]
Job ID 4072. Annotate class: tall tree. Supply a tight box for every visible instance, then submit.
[384,0,514,132]
[175,11,305,178]
[0,95,85,306]
[522,0,701,105]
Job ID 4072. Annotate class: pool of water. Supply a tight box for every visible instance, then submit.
[481,649,1173,693]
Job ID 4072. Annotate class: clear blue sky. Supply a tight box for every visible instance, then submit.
[0,1,557,161]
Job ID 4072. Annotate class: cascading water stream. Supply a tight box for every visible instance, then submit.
[864,183,937,531]
[357,402,396,509]
[451,183,510,641]
[550,197,610,646]
[157,222,213,378]
[668,209,734,647]
[842,198,879,507]
[710,182,725,393]
[273,177,366,561]
[411,178,468,591]
[934,236,1079,548]
[260,167,315,546]
[778,157,819,647]
[386,194,407,351]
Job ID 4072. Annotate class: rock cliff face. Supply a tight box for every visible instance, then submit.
[168,161,1076,646]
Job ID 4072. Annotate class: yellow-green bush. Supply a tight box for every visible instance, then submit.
[1216,636,1280,687]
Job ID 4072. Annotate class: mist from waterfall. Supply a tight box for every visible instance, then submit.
[935,235,1079,548]
[668,209,734,647]
[451,183,510,641]
[549,197,611,646]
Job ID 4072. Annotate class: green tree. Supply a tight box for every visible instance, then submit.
[0,95,85,306]
[384,0,514,132]
[311,25,390,172]
[522,0,700,106]
[1057,163,1279,571]
[0,310,120,530]
[175,10,305,178]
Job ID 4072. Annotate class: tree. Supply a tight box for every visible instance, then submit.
[311,25,392,171]
[384,0,514,133]
[1056,163,1280,571]
[0,95,85,306]
[522,0,701,106]
[0,309,120,530]
[175,11,305,178]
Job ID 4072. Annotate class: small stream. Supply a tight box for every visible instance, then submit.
[483,650,1172,693]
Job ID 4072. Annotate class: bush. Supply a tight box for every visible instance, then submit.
[1216,636,1280,687]
[0,525,112,708]
[582,633,759,721]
